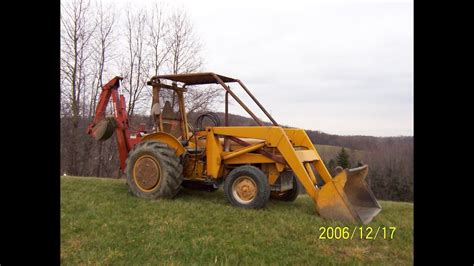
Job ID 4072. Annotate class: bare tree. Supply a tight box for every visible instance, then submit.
[89,1,116,117]
[163,9,217,115]
[61,0,96,124]
[147,3,169,77]
[121,7,149,117]
[61,0,96,174]
[88,1,116,177]
[166,9,203,74]
[185,85,222,114]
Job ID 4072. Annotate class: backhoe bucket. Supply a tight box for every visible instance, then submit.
[91,117,117,141]
[315,165,381,224]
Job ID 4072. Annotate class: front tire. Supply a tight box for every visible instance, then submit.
[224,165,270,209]
[125,141,183,199]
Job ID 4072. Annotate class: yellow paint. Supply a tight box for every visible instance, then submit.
[207,126,380,223]
[263,164,280,185]
[141,132,185,156]
[205,128,223,178]
[221,142,265,160]
[275,163,285,172]
[295,150,319,162]
[183,159,205,180]
[223,153,275,164]
[211,127,320,198]
[304,162,317,185]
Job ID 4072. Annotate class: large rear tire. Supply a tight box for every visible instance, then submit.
[224,165,270,209]
[125,141,183,199]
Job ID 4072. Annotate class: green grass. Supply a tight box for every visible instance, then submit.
[61,176,413,265]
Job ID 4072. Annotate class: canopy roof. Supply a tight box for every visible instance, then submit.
[152,72,238,85]
[148,71,278,126]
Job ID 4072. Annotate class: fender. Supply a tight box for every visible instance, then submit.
[140,132,186,156]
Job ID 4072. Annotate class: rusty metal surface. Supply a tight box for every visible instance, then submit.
[225,92,229,126]
[212,73,264,126]
[148,81,188,92]
[89,76,123,125]
[343,166,382,224]
[92,117,116,141]
[232,176,257,203]
[134,156,161,191]
[237,80,278,126]
[316,165,382,224]
[152,72,237,85]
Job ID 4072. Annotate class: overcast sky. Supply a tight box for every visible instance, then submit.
[105,0,413,137]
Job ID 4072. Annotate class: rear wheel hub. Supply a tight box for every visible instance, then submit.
[133,155,161,191]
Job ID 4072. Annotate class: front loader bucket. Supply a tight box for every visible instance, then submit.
[315,165,381,224]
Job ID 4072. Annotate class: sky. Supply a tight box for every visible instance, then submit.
[103,0,413,137]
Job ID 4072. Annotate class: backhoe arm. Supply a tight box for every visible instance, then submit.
[87,76,135,171]
[87,76,123,135]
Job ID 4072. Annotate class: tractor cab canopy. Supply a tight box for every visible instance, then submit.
[150,72,238,86]
[147,72,278,127]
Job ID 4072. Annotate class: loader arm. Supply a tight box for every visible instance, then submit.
[211,126,381,224]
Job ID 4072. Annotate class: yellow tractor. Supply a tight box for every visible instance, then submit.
[88,72,381,224]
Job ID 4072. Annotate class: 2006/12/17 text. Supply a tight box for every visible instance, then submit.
[318,226,397,240]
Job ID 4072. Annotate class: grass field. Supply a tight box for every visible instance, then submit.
[61,176,413,265]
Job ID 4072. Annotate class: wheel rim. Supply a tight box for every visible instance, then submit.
[133,155,161,192]
[232,176,257,204]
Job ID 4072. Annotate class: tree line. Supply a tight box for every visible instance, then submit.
[324,145,413,202]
